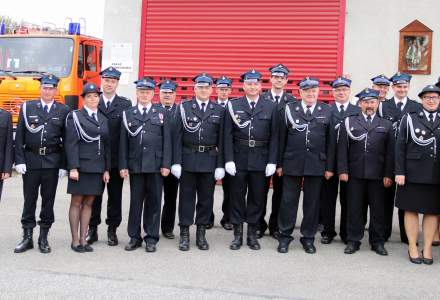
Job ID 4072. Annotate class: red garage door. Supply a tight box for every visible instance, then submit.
[139,0,346,102]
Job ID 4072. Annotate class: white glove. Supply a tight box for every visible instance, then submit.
[214,168,225,181]
[171,164,182,179]
[265,163,276,177]
[225,161,236,176]
[58,169,68,179]
[15,164,27,175]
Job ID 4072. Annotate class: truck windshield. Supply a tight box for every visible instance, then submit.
[0,37,74,78]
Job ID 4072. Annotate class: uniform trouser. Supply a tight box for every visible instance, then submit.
[383,183,396,241]
[320,176,347,240]
[346,178,385,245]
[279,176,323,242]
[210,174,232,224]
[21,169,59,229]
[161,173,179,233]
[127,173,162,243]
[259,173,283,233]
[90,168,124,228]
[179,171,215,226]
[0,180,3,202]
[230,170,266,226]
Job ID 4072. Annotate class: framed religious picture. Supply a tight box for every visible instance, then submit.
[398,20,433,75]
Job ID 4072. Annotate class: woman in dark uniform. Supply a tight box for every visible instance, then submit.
[65,83,111,252]
[395,84,440,265]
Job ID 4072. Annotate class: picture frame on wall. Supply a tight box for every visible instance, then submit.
[398,20,433,75]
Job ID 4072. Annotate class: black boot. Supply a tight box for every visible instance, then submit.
[14,228,34,253]
[179,226,190,251]
[247,225,261,250]
[230,224,243,250]
[86,225,98,244]
[38,227,51,254]
[107,226,118,246]
[196,225,209,250]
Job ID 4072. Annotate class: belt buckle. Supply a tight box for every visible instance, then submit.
[249,140,256,148]
[198,145,205,152]
[39,147,46,155]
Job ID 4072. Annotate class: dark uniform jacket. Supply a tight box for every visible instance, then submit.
[338,114,394,180]
[224,96,278,172]
[97,95,132,169]
[119,104,172,173]
[173,99,224,173]
[395,109,440,184]
[278,101,332,176]
[15,100,69,169]
[327,102,361,172]
[65,109,111,173]
[380,97,420,131]
[0,109,13,174]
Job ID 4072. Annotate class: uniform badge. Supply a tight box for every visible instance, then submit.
[295,106,300,111]
[31,124,35,129]
[128,122,132,127]
[193,117,197,121]
[422,130,426,136]
[295,119,299,124]
[419,112,424,117]
[317,106,322,111]
[35,119,39,122]
[134,109,137,114]
[192,103,197,109]
[210,104,213,109]
[350,127,354,131]
[415,128,420,133]
[152,108,156,113]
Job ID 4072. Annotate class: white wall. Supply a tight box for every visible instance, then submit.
[102,0,142,102]
[344,0,440,101]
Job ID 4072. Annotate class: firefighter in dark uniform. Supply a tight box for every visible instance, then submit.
[379,72,420,244]
[320,76,360,245]
[14,74,69,254]
[171,73,225,251]
[276,77,332,254]
[159,79,179,239]
[395,85,440,265]
[65,83,111,253]
[372,74,391,102]
[0,108,13,202]
[338,88,394,256]
[259,64,296,239]
[120,77,172,252]
[86,67,132,246]
[224,69,279,251]
[208,75,234,231]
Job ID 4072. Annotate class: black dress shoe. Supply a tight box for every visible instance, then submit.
[14,228,34,253]
[71,244,84,253]
[321,235,334,245]
[82,244,94,252]
[371,244,388,256]
[422,251,434,265]
[255,229,264,239]
[277,237,293,254]
[408,251,422,264]
[107,227,118,246]
[247,226,261,250]
[145,242,157,253]
[38,228,51,254]
[86,226,98,245]
[301,241,316,254]
[205,223,214,230]
[124,238,142,251]
[179,226,190,251]
[163,232,175,239]
[230,224,243,250]
[221,222,233,231]
[196,225,209,250]
[344,242,360,254]
[432,241,440,247]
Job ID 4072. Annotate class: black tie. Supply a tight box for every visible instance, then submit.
[106,101,110,111]
[429,113,434,124]
[305,105,312,117]
[91,112,97,122]
[396,102,403,111]
[250,101,256,112]
[339,105,345,115]
[165,105,171,110]
[142,107,147,117]
[201,102,206,115]
[220,102,226,108]
[43,105,49,115]
[366,115,372,127]
[275,95,280,103]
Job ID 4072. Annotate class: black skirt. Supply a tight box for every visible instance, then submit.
[67,172,104,196]
[395,182,440,215]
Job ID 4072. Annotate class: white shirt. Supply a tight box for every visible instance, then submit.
[138,103,152,114]
[301,101,316,114]
[424,110,437,122]
[271,90,283,103]
[40,99,54,112]
[102,93,116,108]
[196,99,209,112]
[362,112,376,122]
[84,106,98,121]
[394,96,408,110]
[246,96,259,109]
[335,101,349,113]
[217,99,228,107]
